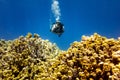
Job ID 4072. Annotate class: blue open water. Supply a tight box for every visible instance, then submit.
[0,0,120,50]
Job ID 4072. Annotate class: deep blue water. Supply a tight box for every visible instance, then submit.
[0,0,120,50]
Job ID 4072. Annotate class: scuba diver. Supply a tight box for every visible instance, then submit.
[50,21,64,37]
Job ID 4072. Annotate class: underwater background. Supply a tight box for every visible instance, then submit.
[1,0,120,80]
[0,0,120,50]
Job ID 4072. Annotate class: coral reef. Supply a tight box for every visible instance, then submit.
[44,33,120,80]
[1,33,120,80]
[0,33,60,80]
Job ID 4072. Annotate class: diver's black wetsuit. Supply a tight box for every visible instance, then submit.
[51,22,64,37]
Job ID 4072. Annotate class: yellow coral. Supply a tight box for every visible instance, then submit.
[1,33,120,80]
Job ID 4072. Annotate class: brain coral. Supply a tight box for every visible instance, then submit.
[0,33,120,80]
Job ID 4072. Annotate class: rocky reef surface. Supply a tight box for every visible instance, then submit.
[0,33,120,80]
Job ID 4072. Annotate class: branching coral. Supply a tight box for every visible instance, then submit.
[42,33,120,80]
[0,33,61,80]
[1,33,120,80]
